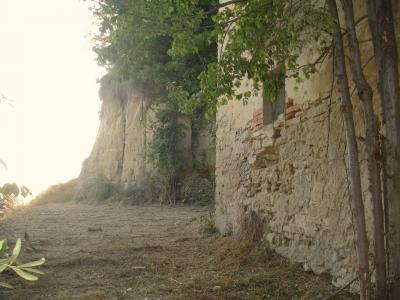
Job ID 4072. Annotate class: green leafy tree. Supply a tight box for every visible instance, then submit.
[200,0,331,111]
[90,0,330,115]
[91,0,218,114]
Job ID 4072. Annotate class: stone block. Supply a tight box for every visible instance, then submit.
[285,116,301,127]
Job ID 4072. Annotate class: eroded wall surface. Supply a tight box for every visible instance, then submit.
[80,81,151,186]
[215,93,373,287]
[213,1,393,287]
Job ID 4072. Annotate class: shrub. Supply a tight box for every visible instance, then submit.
[198,211,217,235]
[177,173,214,205]
[31,179,78,205]
[75,175,113,202]
[149,107,188,204]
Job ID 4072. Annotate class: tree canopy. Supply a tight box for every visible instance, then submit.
[91,0,331,116]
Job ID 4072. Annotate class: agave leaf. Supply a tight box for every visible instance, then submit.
[0,282,13,289]
[12,239,21,257]
[19,267,44,275]
[9,266,38,281]
[18,258,45,268]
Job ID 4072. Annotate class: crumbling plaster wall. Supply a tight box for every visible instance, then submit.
[214,1,400,287]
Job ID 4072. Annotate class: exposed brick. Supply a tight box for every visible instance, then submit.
[253,117,263,125]
[285,116,301,126]
[295,111,303,118]
[286,111,297,120]
[286,104,301,115]
[253,108,263,118]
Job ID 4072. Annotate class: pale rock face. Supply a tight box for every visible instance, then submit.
[80,81,151,186]
[80,80,216,189]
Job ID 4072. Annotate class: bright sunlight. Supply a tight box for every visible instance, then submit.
[0,0,103,195]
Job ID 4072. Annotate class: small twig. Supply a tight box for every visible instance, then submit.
[170,277,183,285]
[322,277,357,300]
[326,46,335,159]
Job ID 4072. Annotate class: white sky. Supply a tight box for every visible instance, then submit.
[0,0,104,194]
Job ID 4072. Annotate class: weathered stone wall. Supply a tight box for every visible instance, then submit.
[215,94,368,287]
[80,80,215,189]
[215,1,400,288]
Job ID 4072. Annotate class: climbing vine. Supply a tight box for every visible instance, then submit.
[148,106,188,204]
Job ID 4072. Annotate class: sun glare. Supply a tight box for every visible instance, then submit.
[0,0,104,196]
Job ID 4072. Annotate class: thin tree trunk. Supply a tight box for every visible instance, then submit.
[326,1,371,299]
[340,1,387,298]
[366,0,400,297]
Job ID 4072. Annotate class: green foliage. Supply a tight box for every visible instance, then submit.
[0,99,46,290]
[91,0,218,114]
[199,0,332,112]
[91,0,332,117]
[149,106,188,204]
[89,0,331,200]
[178,173,214,204]
[0,238,45,288]
[0,182,32,213]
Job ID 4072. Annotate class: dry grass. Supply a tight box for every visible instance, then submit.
[237,209,264,244]
[0,203,357,300]
[199,210,218,235]
[31,179,78,205]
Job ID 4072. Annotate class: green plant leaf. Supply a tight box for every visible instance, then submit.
[0,240,8,257]
[8,254,18,265]
[0,257,12,265]
[10,266,38,281]
[19,267,44,275]
[0,281,13,289]
[20,186,31,198]
[12,239,21,257]
[0,262,9,273]
[18,258,45,268]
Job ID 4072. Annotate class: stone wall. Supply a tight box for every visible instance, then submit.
[215,93,370,287]
[214,1,400,287]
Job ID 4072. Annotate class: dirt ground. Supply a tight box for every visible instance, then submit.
[0,203,356,300]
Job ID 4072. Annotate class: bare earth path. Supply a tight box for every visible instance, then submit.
[0,203,355,300]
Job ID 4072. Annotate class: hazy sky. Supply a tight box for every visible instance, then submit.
[0,0,104,194]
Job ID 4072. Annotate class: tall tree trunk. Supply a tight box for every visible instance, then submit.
[326,1,371,299]
[366,0,400,297]
[340,1,387,298]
